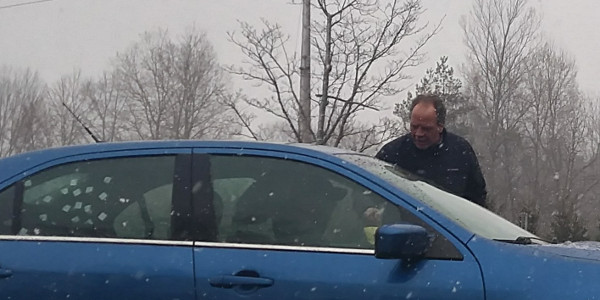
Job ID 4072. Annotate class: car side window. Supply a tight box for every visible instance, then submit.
[0,156,177,240]
[209,155,461,258]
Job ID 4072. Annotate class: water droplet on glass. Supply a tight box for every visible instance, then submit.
[192,181,203,193]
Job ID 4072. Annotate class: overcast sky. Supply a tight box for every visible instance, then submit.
[1,0,599,113]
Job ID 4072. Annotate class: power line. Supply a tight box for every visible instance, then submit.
[0,0,53,10]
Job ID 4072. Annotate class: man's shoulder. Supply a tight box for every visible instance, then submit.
[376,134,412,160]
[444,131,475,150]
[381,134,412,150]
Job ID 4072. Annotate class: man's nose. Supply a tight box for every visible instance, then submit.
[414,128,424,137]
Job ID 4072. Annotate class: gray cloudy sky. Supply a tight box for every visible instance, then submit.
[1,0,599,110]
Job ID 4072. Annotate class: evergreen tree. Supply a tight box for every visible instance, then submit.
[550,202,588,242]
[394,57,473,136]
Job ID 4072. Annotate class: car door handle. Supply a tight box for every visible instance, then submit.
[208,275,274,288]
[0,268,13,278]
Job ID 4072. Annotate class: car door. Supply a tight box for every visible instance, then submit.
[191,150,485,300]
[0,150,196,300]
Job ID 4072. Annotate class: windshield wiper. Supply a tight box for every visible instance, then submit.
[495,236,552,245]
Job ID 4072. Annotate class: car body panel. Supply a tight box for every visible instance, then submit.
[467,236,600,299]
[0,238,195,300]
[192,243,484,300]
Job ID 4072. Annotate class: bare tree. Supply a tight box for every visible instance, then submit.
[519,43,597,236]
[228,0,440,148]
[115,28,239,140]
[115,29,175,139]
[461,0,540,219]
[84,71,128,142]
[584,100,600,239]
[0,67,49,157]
[47,71,94,146]
[336,117,404,154]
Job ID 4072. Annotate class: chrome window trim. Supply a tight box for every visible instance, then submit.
[194,241,375,255]
[0,236,374,253]
[0,235,193,246]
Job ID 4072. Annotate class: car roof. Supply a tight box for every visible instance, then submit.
[0,140,358,182]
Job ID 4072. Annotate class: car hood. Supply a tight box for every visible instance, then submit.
[469,238,600,299]
[532,241,600,262]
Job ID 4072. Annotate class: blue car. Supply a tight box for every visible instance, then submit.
[0,140,598,299]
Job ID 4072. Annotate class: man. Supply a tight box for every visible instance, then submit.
[376,94,487,207]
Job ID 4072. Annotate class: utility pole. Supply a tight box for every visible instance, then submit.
[298,0,313,143]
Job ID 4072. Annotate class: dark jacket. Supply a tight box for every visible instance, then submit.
[376,130,487,207]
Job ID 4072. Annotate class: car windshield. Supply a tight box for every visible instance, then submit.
[338,153,537,242]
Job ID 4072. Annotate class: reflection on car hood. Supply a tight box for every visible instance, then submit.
[535,241,600,262]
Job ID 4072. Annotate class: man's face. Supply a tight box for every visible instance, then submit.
[410,102,443,149]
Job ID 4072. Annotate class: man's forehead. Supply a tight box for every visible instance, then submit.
[411,103,437,120]
[413,102,436,112]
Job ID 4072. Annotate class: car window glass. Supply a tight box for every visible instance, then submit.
[0,156,177,240]
[209,155,460,257]
[212,178,254,241]
[339,153,536,241]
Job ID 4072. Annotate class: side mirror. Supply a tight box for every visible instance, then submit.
[375,224,431,259]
